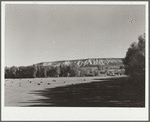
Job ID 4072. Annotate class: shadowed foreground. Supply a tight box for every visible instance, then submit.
[25,77,145,107]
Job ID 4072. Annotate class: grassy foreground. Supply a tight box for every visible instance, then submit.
[5,76,145,107]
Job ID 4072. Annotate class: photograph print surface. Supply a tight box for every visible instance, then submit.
[2,1,149,121]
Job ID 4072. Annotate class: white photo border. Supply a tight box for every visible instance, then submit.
[1,1,149,121]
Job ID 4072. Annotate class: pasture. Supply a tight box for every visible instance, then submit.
[4,75,144,107]
[5,77,101,106]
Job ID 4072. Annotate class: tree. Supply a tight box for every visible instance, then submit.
[77,70,81,77]
[94,70,98,76]
[50,66,56,77]
[60,65,67,77]
[89,68,95,76]
[32,64,37,78]
[5,67,10,78]
[43,66,47,78]
[37,65,41,77]
[56,66,60,77]
[80,70,85,77]
[70,64,79,77]
[123,34,145,79]
[10,66,18,78]
[47,66,51,77]
[98,65,105,71]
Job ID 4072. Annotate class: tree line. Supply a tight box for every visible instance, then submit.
[5,63,124,78]
[5,64,80,78]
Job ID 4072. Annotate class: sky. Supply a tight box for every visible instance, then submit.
[5,4,145,67]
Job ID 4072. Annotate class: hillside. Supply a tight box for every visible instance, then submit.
[36,58,124,67]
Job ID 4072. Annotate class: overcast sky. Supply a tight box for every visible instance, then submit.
[5,4,145,67]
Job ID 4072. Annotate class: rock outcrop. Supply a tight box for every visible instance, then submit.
[36,58,123,67]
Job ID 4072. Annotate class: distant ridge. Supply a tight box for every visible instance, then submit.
[36,58,124,67]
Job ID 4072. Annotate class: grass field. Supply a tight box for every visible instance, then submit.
[5,75,145,107]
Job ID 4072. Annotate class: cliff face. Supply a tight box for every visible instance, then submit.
[36,58,124,67]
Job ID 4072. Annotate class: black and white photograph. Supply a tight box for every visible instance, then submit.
[1,1,149,121]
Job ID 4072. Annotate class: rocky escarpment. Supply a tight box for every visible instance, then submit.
[37,58,124,67]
